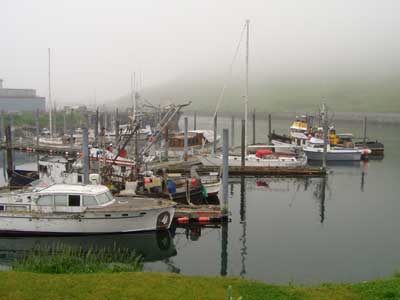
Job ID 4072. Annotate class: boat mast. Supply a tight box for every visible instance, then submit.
[244,19,250,155]
[48,48,53,138]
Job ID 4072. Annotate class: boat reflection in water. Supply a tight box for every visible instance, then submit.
[0,231,177,266]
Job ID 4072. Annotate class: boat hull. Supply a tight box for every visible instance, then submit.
[199,155,307,168]
[0,206,175,236]
[203,181,220,196]
[304,148,361,161]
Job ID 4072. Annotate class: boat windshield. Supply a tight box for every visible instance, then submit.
[96,191,113,205]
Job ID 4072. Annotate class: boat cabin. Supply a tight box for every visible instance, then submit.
[168,130,217,148]
[32,184,115,213]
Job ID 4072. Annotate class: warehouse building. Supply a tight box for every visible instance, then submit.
[0,79,46,112]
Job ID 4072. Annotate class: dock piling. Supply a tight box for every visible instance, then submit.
[252,109,256,145]
[5,125,13,175]
[184,117,188,161]
[70,108,74,150]
[222,128,229,214]
[115,108,119,144]
[322,103,328,169]
[0,110,4,143]
[363,116,367,145]
[231,116,235,148]
[82,127,89,184]
[63,109,66,135]
[94,108,99,146]
[193,111,197,130]
[213,113,217,154]
[164,127,169,161]
[268,113,272,144]
[36,109,40,147]
[241,119,245,168]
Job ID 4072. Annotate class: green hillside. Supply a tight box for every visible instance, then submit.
[116,73,400,113]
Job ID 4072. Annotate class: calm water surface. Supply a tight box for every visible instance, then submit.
[0,115,399,285]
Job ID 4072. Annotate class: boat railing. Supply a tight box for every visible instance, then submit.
[0,202,31,212]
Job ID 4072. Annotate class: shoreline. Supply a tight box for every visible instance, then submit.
[186,110,400,124]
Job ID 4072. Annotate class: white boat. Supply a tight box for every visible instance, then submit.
[303,137,366,161]
[200,172,221,196]
[199,153,308,168]
[0,184,176,235]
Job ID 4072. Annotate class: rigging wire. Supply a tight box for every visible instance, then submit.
[213,22,247,119]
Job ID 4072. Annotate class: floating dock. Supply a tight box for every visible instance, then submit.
[0,143,80,155]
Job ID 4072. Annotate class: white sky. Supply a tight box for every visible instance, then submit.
[1,0,399,105]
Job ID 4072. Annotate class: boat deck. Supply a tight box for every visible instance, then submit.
[87,197,175,213]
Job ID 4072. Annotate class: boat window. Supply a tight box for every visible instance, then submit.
[37,195,53,206]
[54,194,68,206]
[83,195,97,206]
[96,193,111,205]
[105,191,113,201]
[68,195,80,207]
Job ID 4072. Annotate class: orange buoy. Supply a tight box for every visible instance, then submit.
[198,217,210,223]
[177,217,189,224]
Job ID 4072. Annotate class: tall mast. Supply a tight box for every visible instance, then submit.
[244,19,250,155]
[48,48,53,137]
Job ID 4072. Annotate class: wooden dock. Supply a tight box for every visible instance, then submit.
[174,204,229,223]
[0,142,80,155]
[150,159,326,177]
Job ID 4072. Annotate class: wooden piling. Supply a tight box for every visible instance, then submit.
[0,110,4,143]
[70,108,74,150]
[222,128,229,214]
[5,126,13,174]
[268,113,272,144]
[213,113,217,154]
[241,119,245,168]
[184,117,188,161]
[164,126,169,162]
[95,108,99,146]
[115,108,119,144]
[252,109,256,145]
[82,127,89,184]
[36,109,40,147]
[63,109,67,135]
[231,116,235,148]
[363,116,367,145]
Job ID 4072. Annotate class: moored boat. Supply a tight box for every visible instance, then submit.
[303,137,369,161]
[199,152,308,168]
[0,184,176,235]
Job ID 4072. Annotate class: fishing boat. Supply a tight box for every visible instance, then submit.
[199,172,221,197]
[0,184,176,235]
[199,151,308,168]
[303,137,370,161]
[168,130,220,151]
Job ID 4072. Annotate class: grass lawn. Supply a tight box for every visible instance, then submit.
[1,271,400,300]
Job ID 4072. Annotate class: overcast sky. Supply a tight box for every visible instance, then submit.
[1,0,399,105]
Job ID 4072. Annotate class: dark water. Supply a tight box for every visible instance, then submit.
[0,115,399,285]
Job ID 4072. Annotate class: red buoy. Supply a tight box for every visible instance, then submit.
[177,217,189,224]
[198,217,210,223]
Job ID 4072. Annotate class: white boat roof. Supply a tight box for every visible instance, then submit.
[309,137,324,144]
[38,184,110,195]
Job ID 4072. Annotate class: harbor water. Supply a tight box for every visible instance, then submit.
[0,115,399,285]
